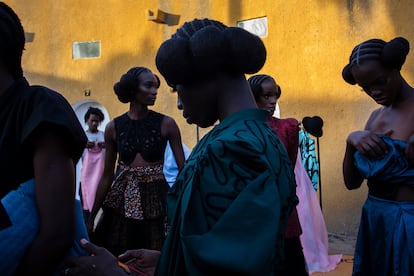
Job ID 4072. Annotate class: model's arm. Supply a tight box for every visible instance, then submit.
[342,130,387,190]
[162,116,186,171]
[406,133,414,167]
[342,110,391,190]
[88,121,117,232]
[342,136,364,190]
[18,127,76,275]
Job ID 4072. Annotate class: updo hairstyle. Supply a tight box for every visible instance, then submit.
[113,67,152,103]
[342,37,410,85]
[155,18,267,87]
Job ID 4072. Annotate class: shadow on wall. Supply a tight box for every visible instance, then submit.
[23,48,200,149]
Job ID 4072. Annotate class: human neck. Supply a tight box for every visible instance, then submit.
[218,74,257,122]
[87,128,99,134]
[393,78,414,105]
[128,103,149,120]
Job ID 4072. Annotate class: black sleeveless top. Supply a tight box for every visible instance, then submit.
[114,110,167,165]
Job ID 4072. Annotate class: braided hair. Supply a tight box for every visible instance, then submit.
[0,2,25,79]
[247,74,281,101]
[113,67,153,103]
[155,18,266,88]
[342,37,410,85]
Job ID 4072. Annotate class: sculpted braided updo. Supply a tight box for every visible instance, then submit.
[155,18,267,87]
[113,67,152,103]
[342,37,410,85]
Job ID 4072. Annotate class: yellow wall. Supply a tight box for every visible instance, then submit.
[6,0,414,250]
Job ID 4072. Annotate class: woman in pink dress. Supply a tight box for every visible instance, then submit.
[80,107,106,223]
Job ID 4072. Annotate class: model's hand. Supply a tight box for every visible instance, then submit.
[118,249,160,276]
[63,239,125,276]
[86,141,95,149]
[406,133,414,167]
[347,130,392,158]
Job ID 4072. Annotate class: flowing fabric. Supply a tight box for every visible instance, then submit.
[155,109,297,276]
[354,196,414,276]
[295,151,342,274]
[353,136,414,275]
[0,179,89,275]
[81,145,105,212]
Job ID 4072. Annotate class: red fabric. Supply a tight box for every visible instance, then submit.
[267,117,299,165]
[268,117,302,238]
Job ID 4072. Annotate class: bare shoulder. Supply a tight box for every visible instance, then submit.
[162,115,178,128]
[104,120,116,141]
[161,115,181,139]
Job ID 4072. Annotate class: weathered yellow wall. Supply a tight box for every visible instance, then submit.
[6,0,414,251]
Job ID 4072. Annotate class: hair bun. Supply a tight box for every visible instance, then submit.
[156,18,266,86]
[189,25,227,75]
[113,80,130,103]
[224,27,266,74]
[382,37,410,70]
[156,38,194,85]
[342,64,356,84]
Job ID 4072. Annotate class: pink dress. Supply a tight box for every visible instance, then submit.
[81,139,105,212]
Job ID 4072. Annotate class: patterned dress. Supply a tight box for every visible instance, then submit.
[93,111,169,255]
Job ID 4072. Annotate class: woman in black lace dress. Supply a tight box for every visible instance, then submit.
[88,67,186,256]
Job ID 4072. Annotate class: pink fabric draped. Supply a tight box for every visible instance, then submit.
[81,146,104,212]
[295,151,342,274]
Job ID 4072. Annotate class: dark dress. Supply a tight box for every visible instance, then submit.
[0,77,87,274]
[353,136,414,276]
[93,111,169,255]
[268,116,308,275]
